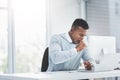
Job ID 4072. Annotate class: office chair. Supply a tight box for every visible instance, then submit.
[41,47,49,72]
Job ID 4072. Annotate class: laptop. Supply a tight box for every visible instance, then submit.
[93,53,120,72]
[78,53,120,72]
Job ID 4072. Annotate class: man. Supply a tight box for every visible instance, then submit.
[47,18,95,72]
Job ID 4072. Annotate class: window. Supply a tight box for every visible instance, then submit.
[0,0,8,73]
[0,0,46,73]
[12,0,46,73]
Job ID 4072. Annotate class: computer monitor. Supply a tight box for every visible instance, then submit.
[87,35,116,62]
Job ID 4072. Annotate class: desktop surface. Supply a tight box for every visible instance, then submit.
[0,70,120,80]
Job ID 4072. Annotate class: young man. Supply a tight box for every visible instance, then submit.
[47,18,95,71]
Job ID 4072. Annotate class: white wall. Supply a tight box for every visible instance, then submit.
[46,0,81,45]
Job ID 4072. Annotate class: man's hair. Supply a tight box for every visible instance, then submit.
[71,18,89,29]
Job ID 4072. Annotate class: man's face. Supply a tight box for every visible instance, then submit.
[69,27,87,44]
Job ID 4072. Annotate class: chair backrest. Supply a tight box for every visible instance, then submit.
[41,47,49,72]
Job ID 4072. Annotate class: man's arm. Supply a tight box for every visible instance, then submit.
[49,35,78,64]
[82,47,95,70]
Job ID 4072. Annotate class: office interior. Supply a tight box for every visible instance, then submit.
[0,0,120,79]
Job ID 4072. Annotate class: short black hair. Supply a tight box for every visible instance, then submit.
[72,18,89,29]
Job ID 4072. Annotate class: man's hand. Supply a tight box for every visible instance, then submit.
[76,41,86,52]
[84,61,92,70]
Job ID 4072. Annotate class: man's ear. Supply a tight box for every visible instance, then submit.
[70,27,75,31]
[69,28,74,34]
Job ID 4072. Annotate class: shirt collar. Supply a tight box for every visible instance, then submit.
[65,32,72,43]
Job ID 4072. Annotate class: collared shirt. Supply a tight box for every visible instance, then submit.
[47,33,94,71]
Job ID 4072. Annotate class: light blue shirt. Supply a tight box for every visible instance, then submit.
[47,33,94,72]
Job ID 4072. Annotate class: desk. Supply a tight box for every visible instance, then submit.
[0,70,120,80]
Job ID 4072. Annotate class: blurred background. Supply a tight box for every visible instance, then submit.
[0,0,120,74]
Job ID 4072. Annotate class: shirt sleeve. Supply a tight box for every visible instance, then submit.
[49,35,78,64]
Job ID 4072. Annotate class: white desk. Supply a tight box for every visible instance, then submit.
[0,70,120,80]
